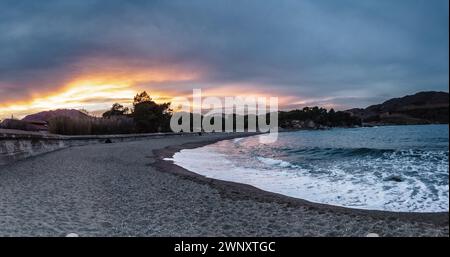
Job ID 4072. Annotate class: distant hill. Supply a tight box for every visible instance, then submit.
[346,91,449,125]
[0,109,92,131]
[22,109,91,123]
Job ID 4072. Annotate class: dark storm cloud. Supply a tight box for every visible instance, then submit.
[0,0,448,108]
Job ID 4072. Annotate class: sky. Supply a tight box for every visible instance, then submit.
[0,0,448,119]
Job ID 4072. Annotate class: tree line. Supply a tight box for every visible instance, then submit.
[2,91,362,135]
[279,107,362,129]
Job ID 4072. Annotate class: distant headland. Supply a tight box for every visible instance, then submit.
[346,91,448,126]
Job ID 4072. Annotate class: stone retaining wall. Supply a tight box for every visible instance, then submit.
[0,129,188,166]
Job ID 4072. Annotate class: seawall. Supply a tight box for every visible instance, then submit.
[0,129,188,166]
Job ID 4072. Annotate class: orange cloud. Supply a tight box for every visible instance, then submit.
[0,57,309,120]
[0,66,200,119]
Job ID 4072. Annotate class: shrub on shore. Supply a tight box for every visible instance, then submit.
[48,116,136,135]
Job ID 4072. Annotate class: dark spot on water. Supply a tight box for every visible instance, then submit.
[222,224,233,230]
[101,221,113,228]
[105,139,112,144]
[384,175,404,182]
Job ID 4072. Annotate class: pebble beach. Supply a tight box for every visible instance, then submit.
[0,133,448,236]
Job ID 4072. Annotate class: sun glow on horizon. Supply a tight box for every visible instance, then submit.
[0,69,200,119]
[0,68,313,120]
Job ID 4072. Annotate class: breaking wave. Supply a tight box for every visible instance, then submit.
[168,125,449,212]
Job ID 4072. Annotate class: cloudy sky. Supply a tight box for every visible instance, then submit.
[0,0,448,118]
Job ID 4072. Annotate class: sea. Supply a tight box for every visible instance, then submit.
[168,125,449,212]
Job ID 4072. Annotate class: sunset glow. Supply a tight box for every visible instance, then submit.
[0,0,447,240]
[0,0,447,120]
[0,68,201,118]
[0,68,301,119]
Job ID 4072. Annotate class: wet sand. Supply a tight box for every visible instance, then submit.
[0,133,448,236]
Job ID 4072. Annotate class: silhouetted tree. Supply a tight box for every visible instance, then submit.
[133,91,152,106]
[102,103,129,118]
[132,91,172,133]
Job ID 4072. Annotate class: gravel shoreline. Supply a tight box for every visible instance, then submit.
[0,133,448,236]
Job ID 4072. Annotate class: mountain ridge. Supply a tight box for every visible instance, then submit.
[22,109,91,122]
[346,91,449,125]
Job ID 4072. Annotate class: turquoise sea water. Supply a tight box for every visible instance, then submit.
[169,125,449,212]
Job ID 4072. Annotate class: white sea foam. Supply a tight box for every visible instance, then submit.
[233,137,244,143]
[256,157,296,168]
[169,126,449,212]
[170,143,449,213]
